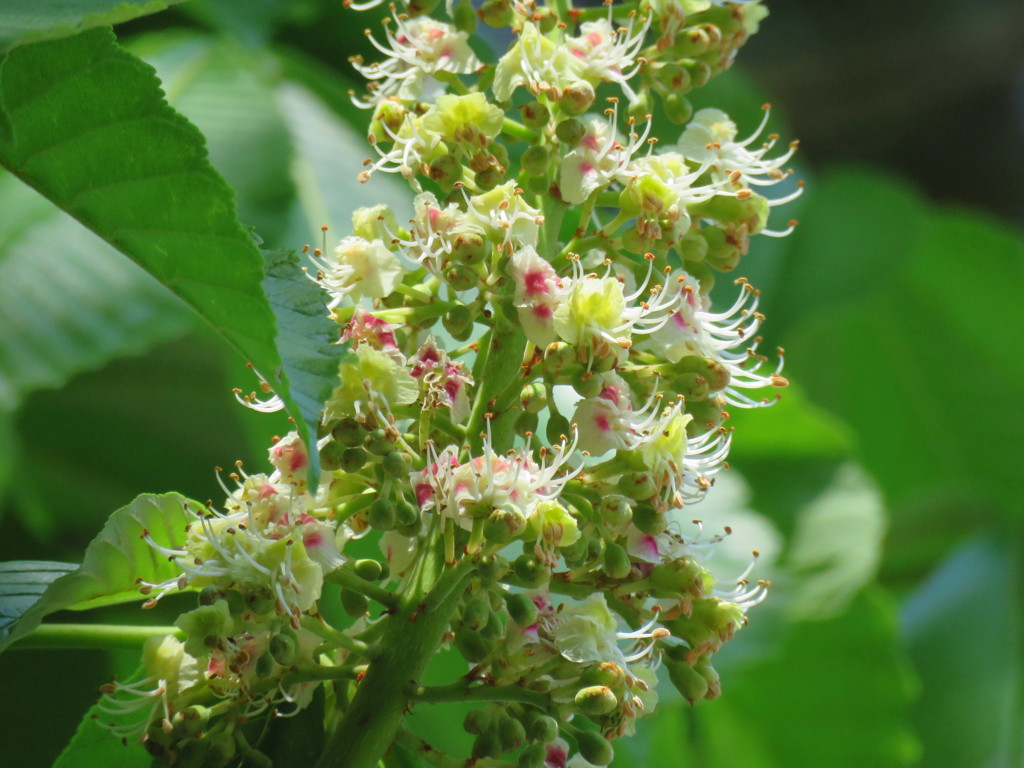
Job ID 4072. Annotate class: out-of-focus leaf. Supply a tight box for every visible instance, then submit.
[0,493,199,653]
[52,666,150,768]
[785,463,885,619]
[903,533,1023,768]
[765,167,927,335]
[0,29,316,459]
[0,175,194,411]
[130,31,296,246]
[0,0,187,54]
[0,561,77,645]
[618,588,918,768]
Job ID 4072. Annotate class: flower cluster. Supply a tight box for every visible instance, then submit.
[103,0,798,765]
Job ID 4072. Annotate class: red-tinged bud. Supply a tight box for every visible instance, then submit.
[560,81,595,116]
[574,685,619,716]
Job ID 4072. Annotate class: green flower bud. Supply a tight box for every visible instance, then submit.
[685,397,726,433]
[527,714,559,744]
[555,117,586,147]
[560,81,595,116]
[207,731,236,767]
[600,496,632,527]
[445,262,480,292]
[627,90,654,125]
[475,166,505,191]
[505,592,539,628]
[571,370,603,399]
[406,0,440,16]
[462,596,491,631]
[663,92,694,125]
[354,558,384,582]
[177,704,211,737]
[650,558,704,597]
[319,439,348,472]
[464,708,490,735]
[453,0,477,33]
[519,742,547,768]
[632,502,667,535]
[340,588,369,618]
[443,303,476,340]
[364,428,393,456]
[576,730,614,766]
[428,153,464,190]
[452,231,489,266]
[581,661,626,691]
[499,716,527,751]
[574,685,618,716]
[382,450,410,478]
[521,145,550,176]
[255,650,275,678]
[477,0,512,28]
[546,414,571,447]
[513,554,548,588]
[245,586,276,615]
[368,497,397,530]
[678,230,708,262]
[472,730,502,759]
[602,542,632,580]
[369,100,407,145]
[198,585,221,606]
[685,59,712,88]
[520,102,551,131]
[665,657,708,704]
[454,624,492,663]
[340,446,367,474]
[484,507,527,543]
[395,496,421,528]
[652,61,691,94]
[270,630,299,666]
[616,471,658,501]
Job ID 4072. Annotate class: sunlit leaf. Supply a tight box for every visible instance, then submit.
[0,28,317,461]
[0,493,200,653]
[0,0,187,54]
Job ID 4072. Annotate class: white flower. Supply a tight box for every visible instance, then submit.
[351,15,481,108]
[310,236,406,306]
[564,15,650,100]
[560,105,650,205]
[508,245,569,346]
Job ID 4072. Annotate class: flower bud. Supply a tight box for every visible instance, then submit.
[485,507,527,543]
[472,730,502,759]
[341,588,369,618]
[476,554,508,582]
[686,396,726,433]
[518,742,546,768]
[521,102,551,131]
[382,450,411,478]
[198,585,221,606]
[527,714,558,744]
[616,471,658,501]
[462,596,491,631]
[560,81,595,116]
[405,0,440,15]
[454,624,493,663]
[576,730,614,766]
[395,496,421,528]
[443,304,476,340]
[353,558,384,582]
[513,554,548,588]
[255,650,275,677]
[665,657,708,704]
[177,705,211,737]
[678,230,708,262]
[453,0,477,34]
[207,731,236,767]
[632,502,666,535]
[445,262,480,292]
[270,630,299,666]
[499,717,527,751]
[428,153,464,191]
[521,145,550,176]
[505,592,539,628]
[175,738,209,768]
[477,0,512,28]
[464,708,490,735]
[546,414,571,446]
[520,382,548,413]
[581,661,626,691]
[364,428,393,456]
[555,117,586,147]
[602,542,632,580]
[368,498,397,530]
[340,447,367,474]
[452,231,489,266]
[574,685,618,716]
[663,92,694,125]
[475,166,505,191]
[571,370,603,399]
[514,409,539,439]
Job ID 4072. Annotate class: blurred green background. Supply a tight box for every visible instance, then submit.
[0,0,1021,766]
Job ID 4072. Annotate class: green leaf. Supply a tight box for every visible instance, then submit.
[618,588,918,768]
[52,669,151,768]
[0,561,78,644]
[0,28,316,462]
[0,0,187,54]
[0,492,200,653]
[904,532,1024,768]
[262,248,348,488]
[0,173,195,411]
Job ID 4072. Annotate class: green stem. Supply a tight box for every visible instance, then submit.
[300,615,375,658]
[314,541,476,768]
[11,623,182,650]
[502,117,538,144]
[326,567,399,609]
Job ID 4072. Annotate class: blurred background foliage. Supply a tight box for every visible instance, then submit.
[0,0,1021,766]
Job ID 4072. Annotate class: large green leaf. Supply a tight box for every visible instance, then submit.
[0,0,187,54]
[0,493,200,653]
[0,28,320,460]
[0,173,195,411]
[904,532,1024,768]
[0,560,78,644]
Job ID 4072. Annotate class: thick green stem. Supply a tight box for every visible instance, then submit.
[314,542,475,768]
[11,623,182,650]
[409,682,548,708]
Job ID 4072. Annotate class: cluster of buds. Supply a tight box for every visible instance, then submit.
[101,0,798,765]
